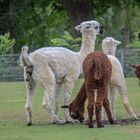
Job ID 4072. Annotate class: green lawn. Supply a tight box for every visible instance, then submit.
[0,78,140,140]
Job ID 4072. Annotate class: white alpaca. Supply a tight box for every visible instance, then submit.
[102,37,138,120]
[102,37,121,56]
[20,20,103,125]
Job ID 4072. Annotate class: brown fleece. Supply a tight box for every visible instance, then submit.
[130,64,140,85]
[134,65,140,79]
[68,51,115,128]
[68,82,86,122]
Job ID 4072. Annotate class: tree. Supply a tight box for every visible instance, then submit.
[0,0,140,53]
[63,0,93,36]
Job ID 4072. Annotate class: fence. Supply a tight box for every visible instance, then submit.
[116,49,140,77]
[0,49,140,81]
[0,54,23,81]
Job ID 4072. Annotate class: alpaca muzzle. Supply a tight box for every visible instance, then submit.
[99,26,104,34]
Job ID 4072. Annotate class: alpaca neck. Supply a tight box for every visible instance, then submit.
[72,82,86,107]
[79,33,96,60]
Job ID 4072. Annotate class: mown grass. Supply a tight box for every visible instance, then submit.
[0,78,140,140]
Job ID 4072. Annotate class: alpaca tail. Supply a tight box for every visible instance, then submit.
[20,46,33,83]
[20,46,32,67]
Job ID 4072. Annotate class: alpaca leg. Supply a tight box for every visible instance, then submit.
[63,79,75,122]
[86,97,95,128]
[42,84,61,124]
[25,78,36,126]
[102,86,111,120]
[86,85,95,128]
[54,82,62,115]
[110,86,117,120]
[117,84,138,119]
[95,90,104,128]
[103,97,115,125]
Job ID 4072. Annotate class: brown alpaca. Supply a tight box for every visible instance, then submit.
[62,51,115,128]
[130,64,140,85]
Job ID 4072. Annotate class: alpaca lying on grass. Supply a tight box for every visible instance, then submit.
[20,20,103,125]
[129,64,140,85]
[62,51,115,128]
[102,37,138,120]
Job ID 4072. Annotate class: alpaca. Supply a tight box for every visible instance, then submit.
[62,51,115,128]
[102,37,138,120]
[129,64,140,85]
[20,20,103,125]
[102,37,121,55]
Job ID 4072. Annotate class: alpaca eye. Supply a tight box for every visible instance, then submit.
[95,26,99,30]
[86,25,91,29]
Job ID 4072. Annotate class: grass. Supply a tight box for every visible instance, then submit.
[0,78,140,140]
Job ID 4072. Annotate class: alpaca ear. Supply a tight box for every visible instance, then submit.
[94,71,101,80]
[61,105,70,108]
[115,40,121,45]
[106,40,111,43]
[129,64,136,68]
[75,25,81,31]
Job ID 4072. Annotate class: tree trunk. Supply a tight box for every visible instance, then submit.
[0,0,10,34]
[122,5,131,48]
[9,0,19,53]
[63,0,94,37]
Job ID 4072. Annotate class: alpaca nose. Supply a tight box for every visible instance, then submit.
[99,26,104,34]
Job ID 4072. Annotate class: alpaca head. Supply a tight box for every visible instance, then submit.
[129,64,140,86]
[61,104,84,123]
[102,37,121,55]
[75,20,103,36]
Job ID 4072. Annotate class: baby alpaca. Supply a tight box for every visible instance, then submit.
[102,37,138,120]
[20,20,103,125]
[62,51,115,128]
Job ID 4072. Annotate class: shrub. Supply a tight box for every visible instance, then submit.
[0,32,15,54]
[50,31,81,51]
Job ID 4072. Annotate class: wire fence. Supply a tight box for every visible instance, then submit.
[0,54,23,81]
[0,49,140,81]
[116,49,140,77]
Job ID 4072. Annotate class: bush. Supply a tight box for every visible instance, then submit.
[50,31,81,51]
[0,32,15,54]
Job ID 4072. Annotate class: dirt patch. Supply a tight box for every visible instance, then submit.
[129,129,140,134]
[102,118,140,126]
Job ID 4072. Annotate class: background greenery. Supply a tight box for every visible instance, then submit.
[0,78,140,140]
[0,0,140,54]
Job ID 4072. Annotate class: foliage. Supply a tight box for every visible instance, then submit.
[128,32,140,48]
[17,0,69,51]
[0,32,15,54]
[50,31,81,51]
[0,0,140,53]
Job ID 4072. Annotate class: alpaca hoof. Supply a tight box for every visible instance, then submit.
[64,117,75,123]
[27,122,32,126]
[135,116,139,120]
[52,118,65,125]
[88,124,94,128]
[86,120,93,128]
[97,124,104,128]
[65,120,74,124]
[110,120,118,125]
